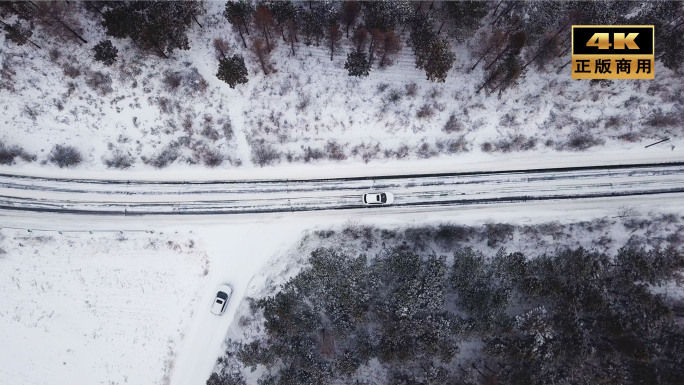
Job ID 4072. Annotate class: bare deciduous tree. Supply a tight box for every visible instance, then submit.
[250,38,273,75]
[483,30,526,71]
[326,22,342,61]
[268,1,296,42]
[523,30,563,71]
[29,1,87,44]
[378,30,401,68]
[0,19,41,49]
[223,0,253,48]
[470,29,507,71]
[368,28,383,66]
[352,26,369,53]
[285,19,298,56]
[340,1,361,38]
[213,38,230,59]
[253,5,275,52]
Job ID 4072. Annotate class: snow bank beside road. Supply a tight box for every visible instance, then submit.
[2,141,683,182]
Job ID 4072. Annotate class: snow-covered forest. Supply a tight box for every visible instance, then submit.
[212,215,684,385]
[1,1,682,171]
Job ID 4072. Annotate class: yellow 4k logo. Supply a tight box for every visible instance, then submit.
[572,25,654,79]
[586,33,640,49]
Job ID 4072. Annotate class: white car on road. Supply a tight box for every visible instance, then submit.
[363,192,394,205]
[211,284,233,315]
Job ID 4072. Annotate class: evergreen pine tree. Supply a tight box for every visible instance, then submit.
[344,51,370,77]
[422,38,456,82]
[93,40,118,66]
[217,55,249,88]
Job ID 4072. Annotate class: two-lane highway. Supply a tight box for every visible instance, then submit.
[1,163,683,215]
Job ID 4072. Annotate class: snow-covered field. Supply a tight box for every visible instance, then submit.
[0,229,208,385]
[1,1,682,173]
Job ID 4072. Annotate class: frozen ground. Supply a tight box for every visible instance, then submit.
[1,193,683,385]
[1,1,682,172]
[0,229,209,385]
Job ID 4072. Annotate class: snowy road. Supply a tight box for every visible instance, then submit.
[1,162,683,214]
